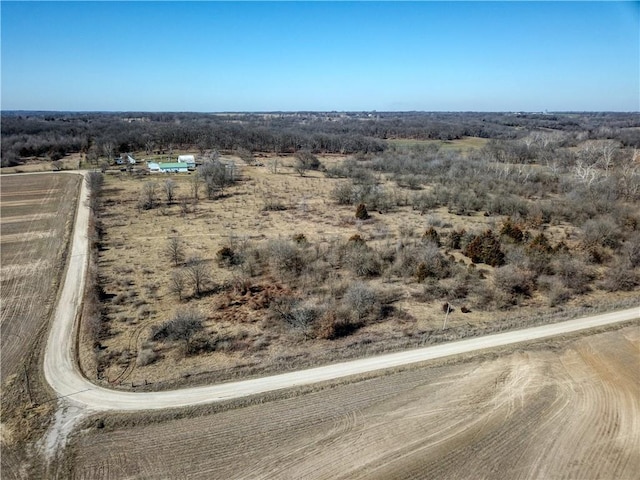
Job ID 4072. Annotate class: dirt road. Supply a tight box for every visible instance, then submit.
[42,172,639,411]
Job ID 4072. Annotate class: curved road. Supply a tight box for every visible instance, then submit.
[44,172,639,413]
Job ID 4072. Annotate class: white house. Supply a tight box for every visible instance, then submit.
[115,155,136,165]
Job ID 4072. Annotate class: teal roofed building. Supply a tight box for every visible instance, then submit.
[158,162,189,173]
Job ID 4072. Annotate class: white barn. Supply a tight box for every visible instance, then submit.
[177,155,196,168]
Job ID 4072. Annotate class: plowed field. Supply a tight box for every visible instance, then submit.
[0,173,80,379]
[0,173,81,478]
[65,325,639,480]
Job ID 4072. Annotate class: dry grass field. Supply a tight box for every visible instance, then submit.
[78,149,638,391]
[62,325,640,479]
[0,172,81,478]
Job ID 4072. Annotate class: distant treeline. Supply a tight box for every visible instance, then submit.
[2,111,639,167]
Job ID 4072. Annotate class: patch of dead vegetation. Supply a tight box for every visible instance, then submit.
[79,151,639,390]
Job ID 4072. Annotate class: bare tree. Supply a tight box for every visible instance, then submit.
[168,270,186,300]
[190,173,202,201]
[101,140,114,163]
[139,182,158,210]
[268,157,280,174]
[86,145,99,167]
[294,150,321,177]
[166,235,185,266]
[163,178,177,204]
[185,257,211,297]
[198,159,235,199]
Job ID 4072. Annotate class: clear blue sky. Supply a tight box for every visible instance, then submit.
[1,1,638,112]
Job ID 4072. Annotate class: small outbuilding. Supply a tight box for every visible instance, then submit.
[148,162,160,172]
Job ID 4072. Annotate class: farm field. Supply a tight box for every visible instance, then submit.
[62,325,640,479]
[0,172,81,477]
[0,173,80,379]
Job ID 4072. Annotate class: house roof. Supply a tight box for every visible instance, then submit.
[177,155,195,162]
[158,162,188,169]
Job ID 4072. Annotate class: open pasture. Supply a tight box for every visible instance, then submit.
[64,325,640,479]
[82,146,639,391]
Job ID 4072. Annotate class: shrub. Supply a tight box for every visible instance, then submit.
[355,203,370,220]
[216,246,240,267]
[344,243,381,278]
[500,217,525,243]
[136,347,159,366]
[343,282,376,321]
[269,297,320,337]
[294,150,321,176]
[332,181,354,205]
[423,227,441,247]
[463,230,505,267]
[622,232,640,267]
[581,217,622,249]
[442,302,454,313]
[293,233,307,244]
[554,255,594,294]
[446,228,466,250]
[151,309,205,346]
[267,239,305,278]
[600,259,639,292]
[494,265,535,301]
[316,307,359,340]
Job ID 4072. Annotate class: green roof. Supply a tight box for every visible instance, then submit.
[158,162,188,169]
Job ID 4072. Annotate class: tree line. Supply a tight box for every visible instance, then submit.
[2,111,638,167]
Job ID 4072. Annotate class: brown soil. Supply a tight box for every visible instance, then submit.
[62,325,640,479]
[0,173,81,478]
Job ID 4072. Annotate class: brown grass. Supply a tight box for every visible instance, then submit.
[78,154,639,391]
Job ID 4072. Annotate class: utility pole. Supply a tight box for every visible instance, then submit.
[442,303,451,330]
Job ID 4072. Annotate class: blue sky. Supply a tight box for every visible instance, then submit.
[1,1,638,112]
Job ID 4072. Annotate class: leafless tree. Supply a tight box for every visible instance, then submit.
[86,145,99,167]
[185,257,211,297]
[168,270,186,300]
[198,159,235,199]
[191,173,202,200]
[139,182,159,210]
[294,150,321,177]
[163,178,177,204]
[101,140,114,162]
[166,235,185,266]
